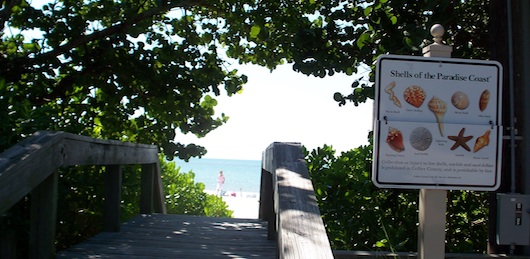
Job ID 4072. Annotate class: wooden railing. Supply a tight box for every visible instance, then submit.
[259,142,334,259]
[0,131,166,258]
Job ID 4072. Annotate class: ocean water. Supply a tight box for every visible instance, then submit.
[172,158,262,195]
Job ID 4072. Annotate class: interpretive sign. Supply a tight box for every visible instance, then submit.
[372,54,503,190]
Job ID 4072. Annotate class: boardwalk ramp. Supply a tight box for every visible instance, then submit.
[57,214,275,258]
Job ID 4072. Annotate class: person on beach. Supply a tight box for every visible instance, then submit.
[216,171,225,196]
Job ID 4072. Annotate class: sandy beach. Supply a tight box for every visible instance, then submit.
[222,195,260,219]
[208,191,260,219]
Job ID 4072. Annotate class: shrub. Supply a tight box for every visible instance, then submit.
[161,159,233,217]
[2,157,232,255]
[305,143,489,253]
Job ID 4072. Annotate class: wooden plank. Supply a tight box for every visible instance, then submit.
[259,167,275,240]
[56,214,276,258]
[0,226,17,259]
[262,142,334,259]
[61,134,158,166]
[276,164,333,259]
[140,163,155,214]
[103,165,123,232]
[152,160,167,214]
[0,132,64,215]
[0,131,160,215]
[29,171,58,259]
[0,131,167,257]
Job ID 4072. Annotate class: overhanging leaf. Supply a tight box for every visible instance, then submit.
[356,32,371,49]
[250,25,261,39]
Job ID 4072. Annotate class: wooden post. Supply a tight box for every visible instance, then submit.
[103,165,123,232]
[259,167,275,240]
[417,24,452,259]
[262,142,333,258]
[140,163,155,214]
[0,224,17,259]
[29,171,58,259]
[152,161,167,214]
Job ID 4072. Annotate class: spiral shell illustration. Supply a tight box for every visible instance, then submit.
[474,130,490,153]
[428,96,447,136]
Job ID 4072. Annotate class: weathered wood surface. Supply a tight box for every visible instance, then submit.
[56,214,276,258]
[261,142,333,259]
[0,131,160,215]
[0,131,166,258]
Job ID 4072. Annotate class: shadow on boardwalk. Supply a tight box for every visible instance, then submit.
[57,214,276,258]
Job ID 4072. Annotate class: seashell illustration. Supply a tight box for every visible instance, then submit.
[479,90,490,111]
[428,96,447,136]
[403,85,426,108]
[386,127,404,152]
[473,130,490,152]
[410,127,432,151]
[385,81,402,108]
[451,91,469,110]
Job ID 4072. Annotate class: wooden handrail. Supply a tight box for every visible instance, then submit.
[260,142,333,259]
[0,131,166,258]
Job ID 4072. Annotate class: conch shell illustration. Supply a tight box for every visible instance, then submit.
[479,90,490,111]
[428,96,447,136]
[474,130,490,152]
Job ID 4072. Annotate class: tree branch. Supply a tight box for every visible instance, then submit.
[0,0,22,32]
[31,0,204,64]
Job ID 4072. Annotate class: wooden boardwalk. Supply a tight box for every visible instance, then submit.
[1,136,332,258]
[56,214,276,258]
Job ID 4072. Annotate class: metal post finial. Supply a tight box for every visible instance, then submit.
[430,24,445,44]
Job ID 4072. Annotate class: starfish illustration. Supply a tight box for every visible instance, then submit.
[448,128,473,151]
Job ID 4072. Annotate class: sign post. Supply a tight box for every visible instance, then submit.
[372,25,503,259]
[418,24,451,259]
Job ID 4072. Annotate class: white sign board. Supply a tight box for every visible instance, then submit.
[372,54,503,191]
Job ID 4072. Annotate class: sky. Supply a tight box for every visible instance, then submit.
[21,0,375,161]
[176,63,374,160]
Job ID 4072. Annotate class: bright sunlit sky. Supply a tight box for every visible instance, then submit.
[176,63,374,160]
[21,0,374,161]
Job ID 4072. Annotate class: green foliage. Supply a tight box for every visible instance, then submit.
[161,159,233,217]
[0,0,493,159]
[55,166,106,251]
[446,191,490,253]
[0,0,493,255]
[287,0,491,106]
[305,142,489,253]
[305,143,419,252]
[2,158,231,255]
[0,0,254,160]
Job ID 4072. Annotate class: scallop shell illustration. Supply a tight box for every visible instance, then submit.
[428,96,447,136]
[403,85,426,108]
[479,90,490,111]
[473,130,490,152]
[410,127,432,151]
[451,91,469,110]
[386,127,404,152]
